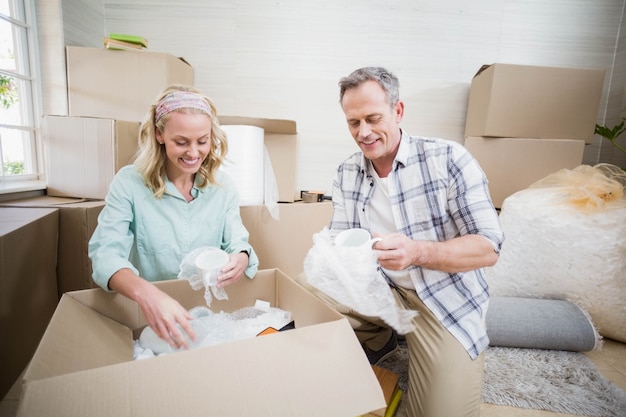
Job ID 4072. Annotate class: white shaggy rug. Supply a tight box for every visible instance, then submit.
[379,341,626,417]
[482,347,626,416]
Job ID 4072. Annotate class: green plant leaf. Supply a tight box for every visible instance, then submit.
[595,121,626,140]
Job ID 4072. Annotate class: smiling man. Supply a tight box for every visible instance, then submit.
[326,67,505,417]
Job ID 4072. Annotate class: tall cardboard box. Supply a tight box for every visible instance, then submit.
[0,197,105,297]
[464,63,605,143]
[43,115,139,199]
[66,46,194,122]
[17,269,386,417]
[220,116,299,203]
[241,202,332,278]
[465,137,585,208]
[0,208,59,400]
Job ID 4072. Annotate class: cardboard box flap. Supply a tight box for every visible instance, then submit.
[19,320,385,417]
[474,63,492,77]
[66,287,146,329]
[0,196,88,206]
[23,295,133,382]
[19,363,133,417]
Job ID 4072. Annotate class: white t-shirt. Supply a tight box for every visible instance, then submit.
[368,170,415,289]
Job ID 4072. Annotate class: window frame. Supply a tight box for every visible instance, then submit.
[0,0,45,194]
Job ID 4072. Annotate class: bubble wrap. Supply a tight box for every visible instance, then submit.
[485,166,626,343]
[303,227,417,335]
[178,246,229,306]
[136,304,292,357]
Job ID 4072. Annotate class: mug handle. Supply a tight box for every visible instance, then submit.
[369,237,383,248]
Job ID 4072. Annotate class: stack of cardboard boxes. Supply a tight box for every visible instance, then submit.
[0,208,59,401]
[463,63,606,209]
[3,46,381,416]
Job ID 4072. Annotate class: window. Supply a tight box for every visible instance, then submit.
[0,0,43,192]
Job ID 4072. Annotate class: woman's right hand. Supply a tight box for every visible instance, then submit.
[108,268,196,349]
[135,283,196,349]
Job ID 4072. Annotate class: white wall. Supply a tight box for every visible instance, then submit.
[94,1,626,193]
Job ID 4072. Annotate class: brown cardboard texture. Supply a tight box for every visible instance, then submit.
[0,196,105,297]
[464,63,605,143]
[66,46,194,122]
[43,115,139,199]
[18,269,385,417]
[220,116,298,202]
[0,208,59,400]
[465,137,585,208]
[241,202,332,278]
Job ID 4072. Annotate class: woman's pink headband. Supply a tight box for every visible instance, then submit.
[155,91,212,123]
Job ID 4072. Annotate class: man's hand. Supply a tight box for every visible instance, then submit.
[373,232,498,273]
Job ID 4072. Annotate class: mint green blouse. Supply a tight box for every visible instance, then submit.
[89,165,258,290]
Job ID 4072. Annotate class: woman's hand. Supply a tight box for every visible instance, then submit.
[216,251,248,287]
[135,283,196,349]
[108,268,195,349]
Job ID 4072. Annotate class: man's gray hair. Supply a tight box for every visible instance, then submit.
[338,67,400,107]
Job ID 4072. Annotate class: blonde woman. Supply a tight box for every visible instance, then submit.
[89,85,257,349]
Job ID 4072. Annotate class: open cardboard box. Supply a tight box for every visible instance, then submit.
[17,269,385,417]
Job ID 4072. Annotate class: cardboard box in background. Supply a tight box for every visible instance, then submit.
[17,269,385,417]
[465,137,585,208]
[0,196,105,297]
[43,115,139,199]
[66,46,194,122]
[241,202,332,278]
[0,208,59,400]
[220,116,299,203]
[464,63,605,143]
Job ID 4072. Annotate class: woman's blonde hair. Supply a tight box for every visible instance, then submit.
[133,84,228,198]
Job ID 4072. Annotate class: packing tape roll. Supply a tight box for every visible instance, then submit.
[302,192,324,203]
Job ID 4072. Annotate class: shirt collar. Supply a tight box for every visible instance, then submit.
[358,129,411,174]
[395,129,411,168]
[164,174,205,200]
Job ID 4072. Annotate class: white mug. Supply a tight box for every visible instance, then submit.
[335,228,382,249]
[195,248,230,286]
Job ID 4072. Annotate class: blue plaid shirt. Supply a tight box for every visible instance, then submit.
[330,131,504,359]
